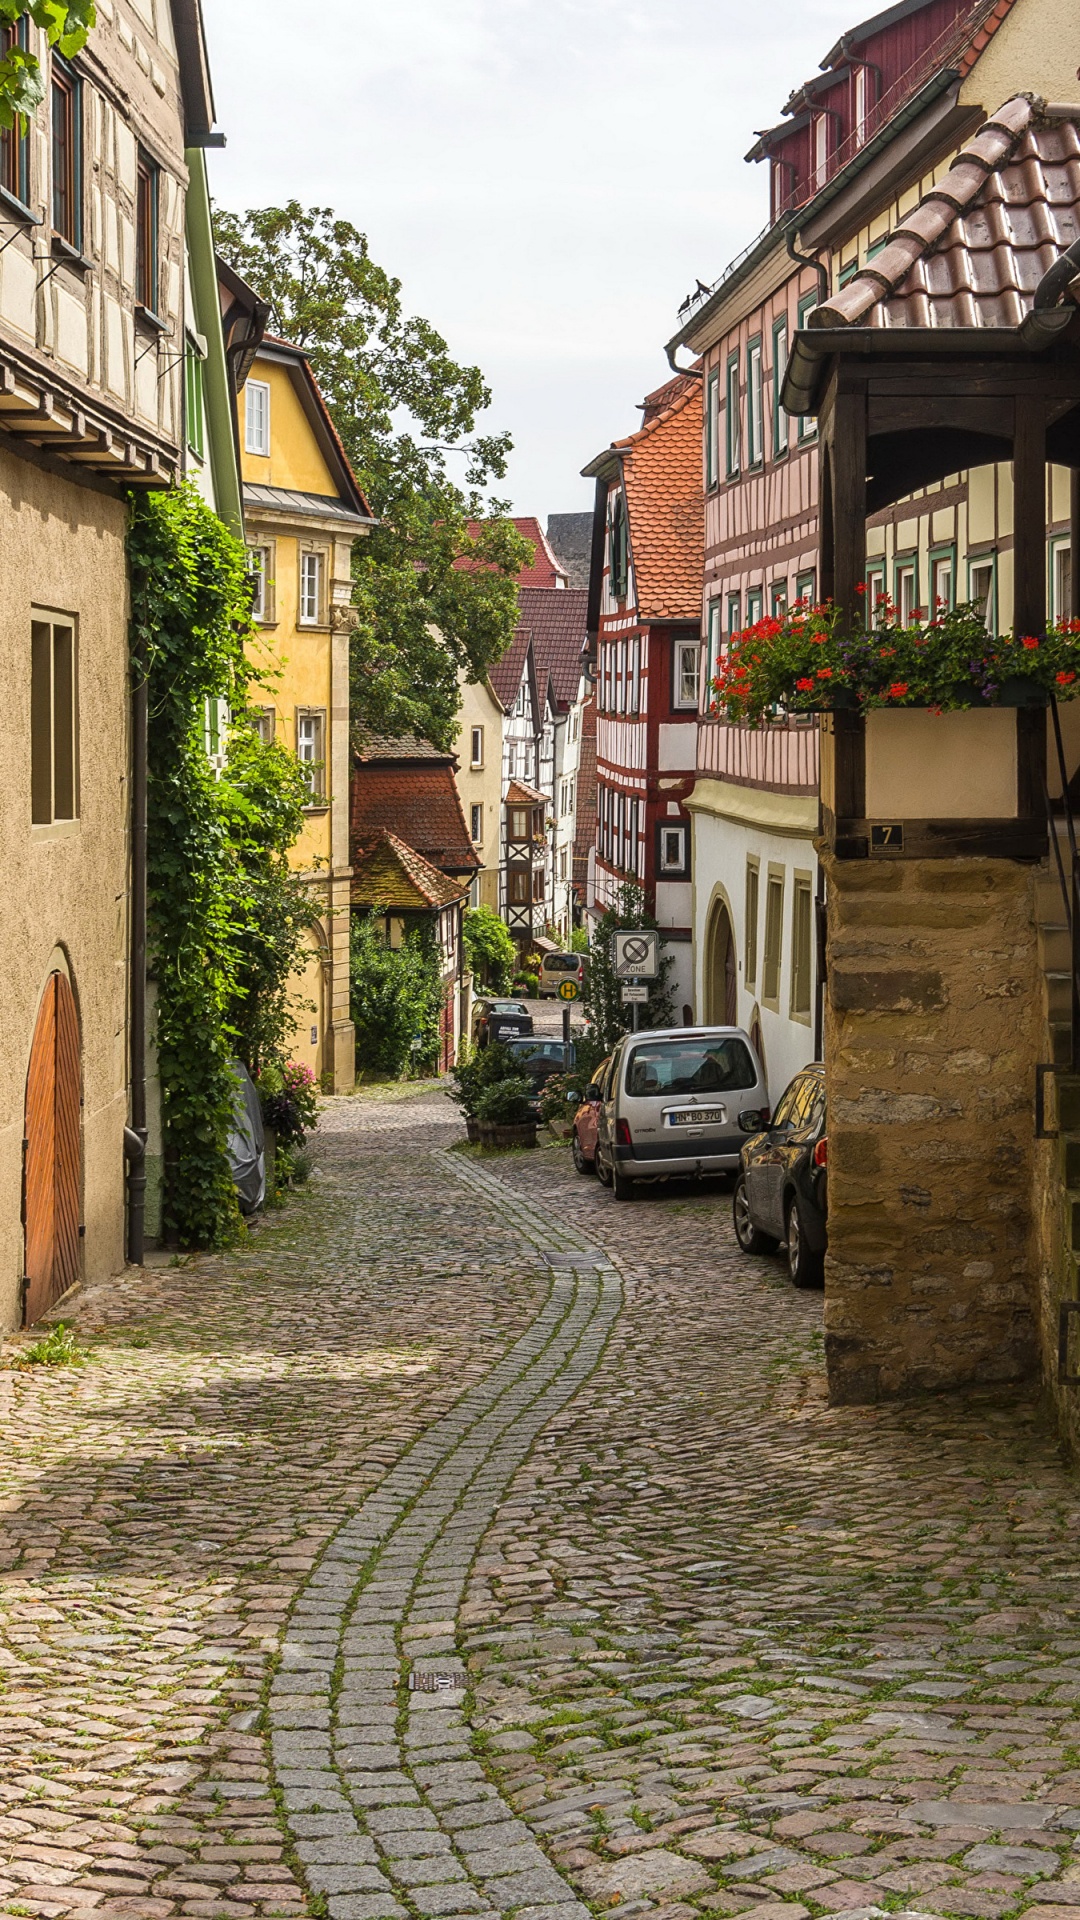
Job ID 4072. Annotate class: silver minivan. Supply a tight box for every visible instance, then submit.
[594,1026,769,1200]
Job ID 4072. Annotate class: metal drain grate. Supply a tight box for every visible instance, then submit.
[409,1667,466,1693]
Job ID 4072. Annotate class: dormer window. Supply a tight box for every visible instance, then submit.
[813,112,829,191]
[853,65,868,147]
[245,379,270,456]
[609,492,629,601]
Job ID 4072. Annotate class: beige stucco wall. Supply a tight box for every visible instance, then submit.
[455,674,504,916]
[0,451,130,1329]
[959,0,1080,115]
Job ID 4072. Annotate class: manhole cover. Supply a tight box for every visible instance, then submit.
[409,1667,466,1693]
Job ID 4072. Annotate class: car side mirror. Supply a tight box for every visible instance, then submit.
[738,1107,769,1132]
[586,1088,602,1105]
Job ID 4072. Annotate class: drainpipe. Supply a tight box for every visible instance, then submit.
[665,343,703,380]
[785,224,830,306]
[125,626,148,1265]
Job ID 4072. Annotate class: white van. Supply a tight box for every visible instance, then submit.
[594,1026,769,1200]
[539,951,585,998]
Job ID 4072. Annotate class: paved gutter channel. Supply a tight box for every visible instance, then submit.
[267,1150,624,1920]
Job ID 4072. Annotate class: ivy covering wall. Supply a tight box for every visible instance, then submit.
[128,485,314,1248]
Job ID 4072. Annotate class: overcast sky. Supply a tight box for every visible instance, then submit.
[202,0,859,520]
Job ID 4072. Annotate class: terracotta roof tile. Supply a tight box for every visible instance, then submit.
[816,99,1080,332]
[351,755,480,876]
[505,780,547,808]
[458,516,568,587]
[352,831,467,911]
[612,375,704,623]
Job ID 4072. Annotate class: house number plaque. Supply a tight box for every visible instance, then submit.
[870,823,904,854]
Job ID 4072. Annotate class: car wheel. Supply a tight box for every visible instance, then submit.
[785,1194,824,1289]
[595,1146,613,1188]
[612,1168,635,1202]
[572,1131,594,1176]
[733,1173,777,1254]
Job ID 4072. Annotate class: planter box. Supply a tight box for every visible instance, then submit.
[821,704,1048,861]
[478,1121,538,1150]
[465,1118,480,1143]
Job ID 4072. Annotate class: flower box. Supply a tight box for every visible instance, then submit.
[478,1121,537,1150]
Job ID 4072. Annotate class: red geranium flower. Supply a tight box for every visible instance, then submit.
[796,678,814,692]
[1057,671,1076,686]
[888,682,909,698]
[1020,634,1039,650]
[816,667,833,679]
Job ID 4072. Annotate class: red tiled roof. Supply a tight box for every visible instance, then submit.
[458,516,568,588]
[352,831,468,911]
[612,376,704,623]
[505,780,547,808]
[816,98,1080,330]
[517,588,588,711]
[351,752,480,876]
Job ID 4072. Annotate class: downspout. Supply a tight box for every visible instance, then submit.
[785,222,829,306]
[184,146,244,539]
[125,624,148,1265]
[666,342,703,379]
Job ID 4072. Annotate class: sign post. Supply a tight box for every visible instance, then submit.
[612,930,659,1034]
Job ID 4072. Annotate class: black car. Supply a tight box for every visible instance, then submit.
[733,1063,827,1287]
[501,1037,576,1113]
[474,999,534,1047]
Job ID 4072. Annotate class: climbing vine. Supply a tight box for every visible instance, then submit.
[128,485,314,1249]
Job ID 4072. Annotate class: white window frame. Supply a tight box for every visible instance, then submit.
[969,555,996,627]
[245,379,270,456]
[772,317,789,458]
[248,542,274,623]
[470,803,483,845]
[299,549,324,627]
[1052,537,1073,623]
[706,600,722,698]
[295,706,327,804]
[470,725,484,769]
[747,338,763,468]
[659,824,687,874]
[674,638,700,711]
[705,367,720,489]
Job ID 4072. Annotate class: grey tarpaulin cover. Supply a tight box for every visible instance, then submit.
[227,1059,265,1215]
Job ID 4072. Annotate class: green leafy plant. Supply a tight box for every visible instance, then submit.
[475,1076,534,1126]
[537,1071,582,1130]
[513,970,540,998]
[350,914,444,1079]
[0,2,94,132]
[711,594,1080,726]
[129,485,316,1248]
[214,203,533,749]
[258,1060,319,1150]
[583,883,676,1052]
[570,926,590,954]
[450,1039,520,1118]
[8,1321,86,1369]
[463,905,515,993]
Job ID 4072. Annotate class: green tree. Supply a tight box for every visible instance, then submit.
[0,2,93,131]
[350,915,444,1079]
[214,203,532,749]
[463,905,515,994]
[583,884,676,1053]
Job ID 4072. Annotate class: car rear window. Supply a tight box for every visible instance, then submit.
[491,1002,527,1015]
[507,1041,568,1064]
[625,1038,757,1097]
[543,954,580,972]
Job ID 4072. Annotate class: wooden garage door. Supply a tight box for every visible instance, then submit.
[24,972,81,1325]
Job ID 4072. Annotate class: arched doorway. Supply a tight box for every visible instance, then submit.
[705,898,738,1027]
[24,970,82,1324]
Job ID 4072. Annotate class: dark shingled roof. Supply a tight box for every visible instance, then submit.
[488,589,588,714]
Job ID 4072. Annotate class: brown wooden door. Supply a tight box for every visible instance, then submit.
[24,972,81,1324]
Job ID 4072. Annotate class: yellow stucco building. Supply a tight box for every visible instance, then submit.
[237,340,374,1091]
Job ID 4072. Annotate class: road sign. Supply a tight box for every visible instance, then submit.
[558,980,580,1002]
[612,929,659,980]
[621,984,648,1004]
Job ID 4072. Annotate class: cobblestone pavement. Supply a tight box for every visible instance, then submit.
[4,1094,1080,1920]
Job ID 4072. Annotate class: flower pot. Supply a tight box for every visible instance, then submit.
[863,705,1020,821]
[465,1118,480,1143]
[995,676,1049,708]
[478,1121,538,1150]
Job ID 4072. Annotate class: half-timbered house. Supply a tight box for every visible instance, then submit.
[582,375,704,1017]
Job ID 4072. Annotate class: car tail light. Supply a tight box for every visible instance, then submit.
[615,1118,632,1148]
[813,1136,828,1168]
[760,1105,771,1125]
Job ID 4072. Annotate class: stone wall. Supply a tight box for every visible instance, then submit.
[823,850,1041,1403]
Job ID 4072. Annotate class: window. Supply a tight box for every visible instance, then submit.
[299,550,323,625]
[762,868,784,1008]
[659,823,687,874]
[609,492,629,601]
[813,111,829,190]
[51,58,81,249]
[745,859,759,989]
[705,367,720,489]
[746,586,763,627]
[1053,540,1073,622]
[559,846,568,882]
[795,568,816,607]
[854,64,868,146]
[509,807,529,841]
[508,867,530,905]
[796,295,818,440]
[0,21,29,205]
[865,565,886,621]
[245,379,270,456]
[630,634,641,715]
[470,725,484,768]
[706,600,722,695]
[772,317,789,458]
[726,590,741,639]
[185,346,205,459]
[248,543,274,622]
[969,555,996,626]
[470,803,483,845]
[770,581,787,619]
[895,559,917,626]
[135,149,158,311]
[252,706,276,746]
[747,338,763,467]
[790,874,813,1020]
[295,708,326,803]
[532,867,545,903]
[31,616,78,825]
[931,550,955,615]
[725,352,741,478]
[625,1037,757,1097]
[674,638,700,710]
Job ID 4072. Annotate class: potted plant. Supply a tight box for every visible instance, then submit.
[538,1071,581,1139]
[475,1074,538,1149]
[450,1041,521,1142]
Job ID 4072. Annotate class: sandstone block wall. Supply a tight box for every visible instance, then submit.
[823,851,1041,1403]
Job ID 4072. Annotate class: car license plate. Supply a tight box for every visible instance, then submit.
[668,1108,725,1126]
[495,1025,517,1038]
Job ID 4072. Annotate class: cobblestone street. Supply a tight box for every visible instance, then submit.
[3,1087,1080,1920]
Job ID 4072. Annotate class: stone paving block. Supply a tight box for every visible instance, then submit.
[325,1898,407,1920]
[307,1865,398,1895]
